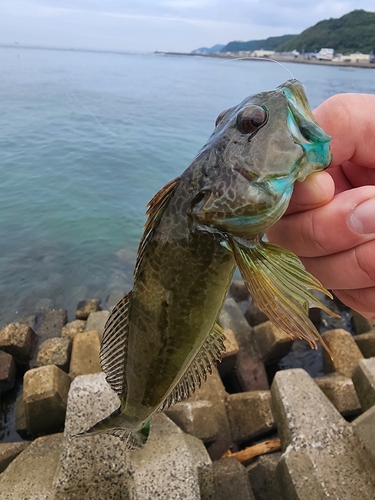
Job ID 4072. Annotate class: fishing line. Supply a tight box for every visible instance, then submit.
[219,56,295,80]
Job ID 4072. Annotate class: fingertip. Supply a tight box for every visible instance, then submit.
[286,171,335,215]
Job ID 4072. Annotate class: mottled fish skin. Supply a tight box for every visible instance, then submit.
[79,79,333,447]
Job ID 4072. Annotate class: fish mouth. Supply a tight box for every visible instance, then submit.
[280,79,332,180]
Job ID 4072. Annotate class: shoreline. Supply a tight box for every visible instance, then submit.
[156,51,375,70]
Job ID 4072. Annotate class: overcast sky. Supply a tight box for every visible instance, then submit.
[1,1,374,53]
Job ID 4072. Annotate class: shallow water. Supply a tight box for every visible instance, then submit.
[0,47,374,325]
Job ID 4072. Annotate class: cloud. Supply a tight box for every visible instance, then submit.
[0,0,373,52]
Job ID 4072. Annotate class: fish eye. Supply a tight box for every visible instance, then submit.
[237,105,267,134]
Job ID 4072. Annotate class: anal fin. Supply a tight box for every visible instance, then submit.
[100,291,132,397]
[230,237,338,356]
[158,323,226,411]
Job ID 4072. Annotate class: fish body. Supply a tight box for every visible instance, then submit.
[80,79,334,448]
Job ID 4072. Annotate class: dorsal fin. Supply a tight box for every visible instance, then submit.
[158,323,226,411]
[134,177,180,279]
[100,291,132,397]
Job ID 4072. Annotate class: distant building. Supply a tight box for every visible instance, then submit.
[339,52,370,62]
[251,49,275,58]
[316,48,334,61]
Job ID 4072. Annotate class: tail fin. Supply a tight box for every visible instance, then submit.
[73,409,150,450]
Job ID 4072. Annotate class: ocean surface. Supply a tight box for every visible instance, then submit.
[0,47,374,325]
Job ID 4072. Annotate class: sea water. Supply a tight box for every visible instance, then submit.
[0,47,374,325]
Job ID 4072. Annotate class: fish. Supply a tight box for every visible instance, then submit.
[78,79,336,449]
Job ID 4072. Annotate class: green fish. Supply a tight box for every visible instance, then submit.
[79,79,335,448]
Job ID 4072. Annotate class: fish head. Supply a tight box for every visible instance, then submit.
[191,79,331,236]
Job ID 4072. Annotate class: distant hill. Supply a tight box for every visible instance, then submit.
[194,10,375,55]
[220,35,296,53]
[191,44,225,54]
[276,9,375,53]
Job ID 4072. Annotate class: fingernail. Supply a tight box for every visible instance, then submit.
[349,198,375,234]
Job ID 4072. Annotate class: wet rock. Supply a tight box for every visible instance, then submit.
[219,327,239,377]
[85,310,110,335]
[0,350,16,392]
[75,299,101,320]
[352,310,375,334]
[35,298,55,313]
[272,369,375,499]
[69,330,101,378]
[244,301,268,327]
[0,442,30,474]
[209,457,255,500]
[354,332,375,358]
[253,321,294,365]
[105,290,126,311]
[226,391,275,444]
[219,299,269,392]
[315,373,361,416]
[190,367,234,460]
[352,357,375,412]
[352,406,375,465]
[165,400,220,444]
[35,309,68,342]
[61,319,86,340]
[322,328,364,377]
[17,314,37,330]
[0,322,36,363]
[247,452,283,500]
[229,280,250,302]
[56,373,211,500]
[23,365,72,436]
[0,434,63,499]
[36,337,72,372]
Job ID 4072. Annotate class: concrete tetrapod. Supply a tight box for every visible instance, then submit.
[271,368,375,500]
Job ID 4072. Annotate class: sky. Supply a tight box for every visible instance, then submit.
[1,0,374,53]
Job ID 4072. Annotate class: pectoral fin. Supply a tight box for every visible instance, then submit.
[230,237,338,355]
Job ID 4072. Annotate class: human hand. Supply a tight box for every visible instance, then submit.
[267,93,375,318]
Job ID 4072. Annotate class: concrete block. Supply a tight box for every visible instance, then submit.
[0,322,36,363]
[0,442,30,474]
[253,321,294,365]
[36,309,67,342]
[56,373,212,500]
[271,369,375,499]
[15,395,31,440]
[23,365,72,436]
[244,301,268,327]
[229,280,250,302]
[0,350,16,391]
[352,406,375,465]
[246,452,283,500]
[61,319,86,340]
[218,327,239,376]
[69,330,101,378]
[315,374,361,416]
[226,391,275,444]
[0,434,63,499]
[189,367,234,460]
[209,457,255,500]
[322,328,363,377]
[76,299,101,320]
[36,337,72,372]
[352,310,375,334]
[85,310,110,335]
[355,332,375,358]
[219,298,269,391]
[165,400,220,443]
[352,357,375,411]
